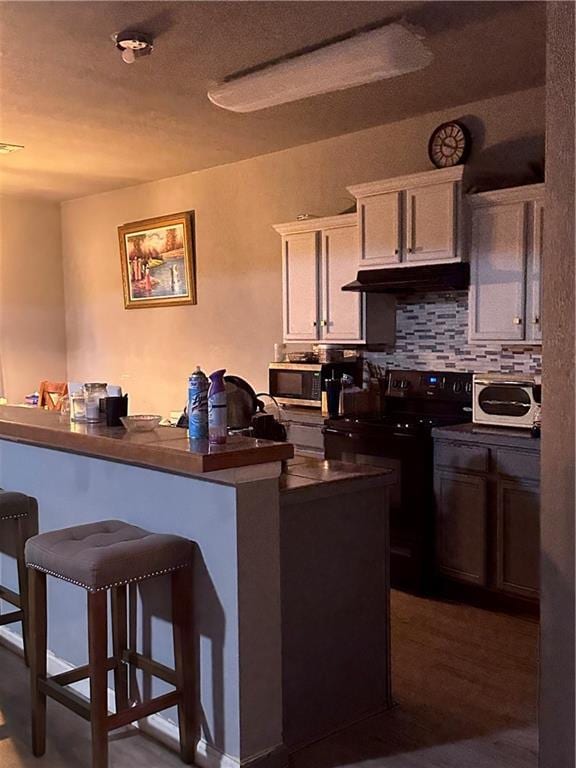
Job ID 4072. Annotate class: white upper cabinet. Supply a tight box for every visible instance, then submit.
[468,184,544,345]
[469,202,527,341]
[348,166,464,269]
[528,199,544,342]
[274,215,395,345]
[321,224,362,341]
[359,192,402,266]
[282,230,319,341]
[406,182,456,262]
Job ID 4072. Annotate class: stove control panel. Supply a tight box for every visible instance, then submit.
[387,370,473,401]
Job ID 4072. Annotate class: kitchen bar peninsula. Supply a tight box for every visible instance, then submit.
[0,406,393,768]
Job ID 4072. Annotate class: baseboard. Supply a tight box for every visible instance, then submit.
[0,626,244,768]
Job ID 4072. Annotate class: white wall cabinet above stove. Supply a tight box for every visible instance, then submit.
[273,214,395,345]
[468,184,544,345]
[347,166,465,269]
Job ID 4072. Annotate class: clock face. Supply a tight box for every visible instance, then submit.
[428,122,471,168]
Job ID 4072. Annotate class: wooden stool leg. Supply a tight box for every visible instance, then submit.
[16,517,30,666]
[88,590,109,768]
[29,568,47,757]
[171,567,196,764]
[111,585,129,712]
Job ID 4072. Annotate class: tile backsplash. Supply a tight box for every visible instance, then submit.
[366,292,541,375]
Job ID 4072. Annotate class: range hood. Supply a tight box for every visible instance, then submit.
[342,262,470,294]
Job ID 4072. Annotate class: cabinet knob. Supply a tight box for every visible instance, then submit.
[513,317,522,325]
[407,247,413,253]
[394,248,399,255]
[533,316,540,324]
[312,321,317,327]
[320,320,328,327]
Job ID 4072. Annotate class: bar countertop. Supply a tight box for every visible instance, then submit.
[280,455,394,495]
[0,405,294,475]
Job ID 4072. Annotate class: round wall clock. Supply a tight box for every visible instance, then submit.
[428,121,471,168]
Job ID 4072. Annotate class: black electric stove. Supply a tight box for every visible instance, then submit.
[324,369,473,594]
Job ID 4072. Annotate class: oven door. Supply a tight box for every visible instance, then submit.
[473,382,537,428]
[323,426,434,593]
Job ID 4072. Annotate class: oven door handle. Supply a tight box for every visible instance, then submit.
[322,428,362,440]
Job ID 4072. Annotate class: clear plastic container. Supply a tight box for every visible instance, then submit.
[83,383,108,423]
[70,394,86,423]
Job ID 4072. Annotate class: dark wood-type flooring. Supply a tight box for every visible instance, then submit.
[0,591,538,767]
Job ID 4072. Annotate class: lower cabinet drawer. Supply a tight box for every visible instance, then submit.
[285,423,324,453]
[494,448,540,481]
[435,441,489,473]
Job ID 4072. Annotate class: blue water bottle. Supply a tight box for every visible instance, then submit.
[188,366,209,439]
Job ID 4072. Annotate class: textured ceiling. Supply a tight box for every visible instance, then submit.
[0,1,545,201]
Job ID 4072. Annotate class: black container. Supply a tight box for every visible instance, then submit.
[325,378,342,419]
[103,395,128,427]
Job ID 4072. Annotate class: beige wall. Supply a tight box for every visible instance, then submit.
[0,196,67,402]
[61,86,545,415]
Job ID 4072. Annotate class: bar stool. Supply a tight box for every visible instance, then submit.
[0,490,38,664]
[25,519,196,768]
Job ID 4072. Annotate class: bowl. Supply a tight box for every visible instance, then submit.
[120,415,162,433]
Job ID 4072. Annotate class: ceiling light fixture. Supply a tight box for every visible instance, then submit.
[113,32,153,64]
[0,143,24,155]
[207,22,433,113]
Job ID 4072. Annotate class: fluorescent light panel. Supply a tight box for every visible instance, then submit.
[208,22,433,113]
[0,143,24,155]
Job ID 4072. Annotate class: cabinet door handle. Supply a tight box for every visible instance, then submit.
[513,317,522,325]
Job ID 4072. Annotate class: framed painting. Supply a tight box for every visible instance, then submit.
[118,211,196,309]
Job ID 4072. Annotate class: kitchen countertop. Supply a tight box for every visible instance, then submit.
[0,405,293,475]
[280,455,394,497]
[432,422,541,450]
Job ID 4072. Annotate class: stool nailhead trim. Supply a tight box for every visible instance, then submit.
[26,561,192,593]
[0,512,29,521]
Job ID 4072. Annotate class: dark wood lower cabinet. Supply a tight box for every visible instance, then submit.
[496,478,540,599]
[435,470,487,586]
[433,431,540,607]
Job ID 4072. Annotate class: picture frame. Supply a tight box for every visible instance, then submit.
[118,211,196,309]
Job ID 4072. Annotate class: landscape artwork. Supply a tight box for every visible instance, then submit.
[118,212,196,309]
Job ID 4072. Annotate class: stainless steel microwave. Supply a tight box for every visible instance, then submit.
[473,374,540,429]
[268,362,358,410]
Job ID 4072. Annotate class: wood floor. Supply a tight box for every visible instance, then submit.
[0,591,538,767]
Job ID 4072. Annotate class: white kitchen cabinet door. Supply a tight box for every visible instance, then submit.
[321,225,363,342]
[283,232,320,341]
[469,202,527,342]
[528,200,543,342]
[405,182,457,262]
[359,192,402,267]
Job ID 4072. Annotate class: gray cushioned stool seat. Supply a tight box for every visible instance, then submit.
[25,519,193,592]
[0,490,36,520]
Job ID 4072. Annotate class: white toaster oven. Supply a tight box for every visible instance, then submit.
[473,374,539,429]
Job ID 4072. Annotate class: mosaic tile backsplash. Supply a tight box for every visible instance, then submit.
[366,292,542,375]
